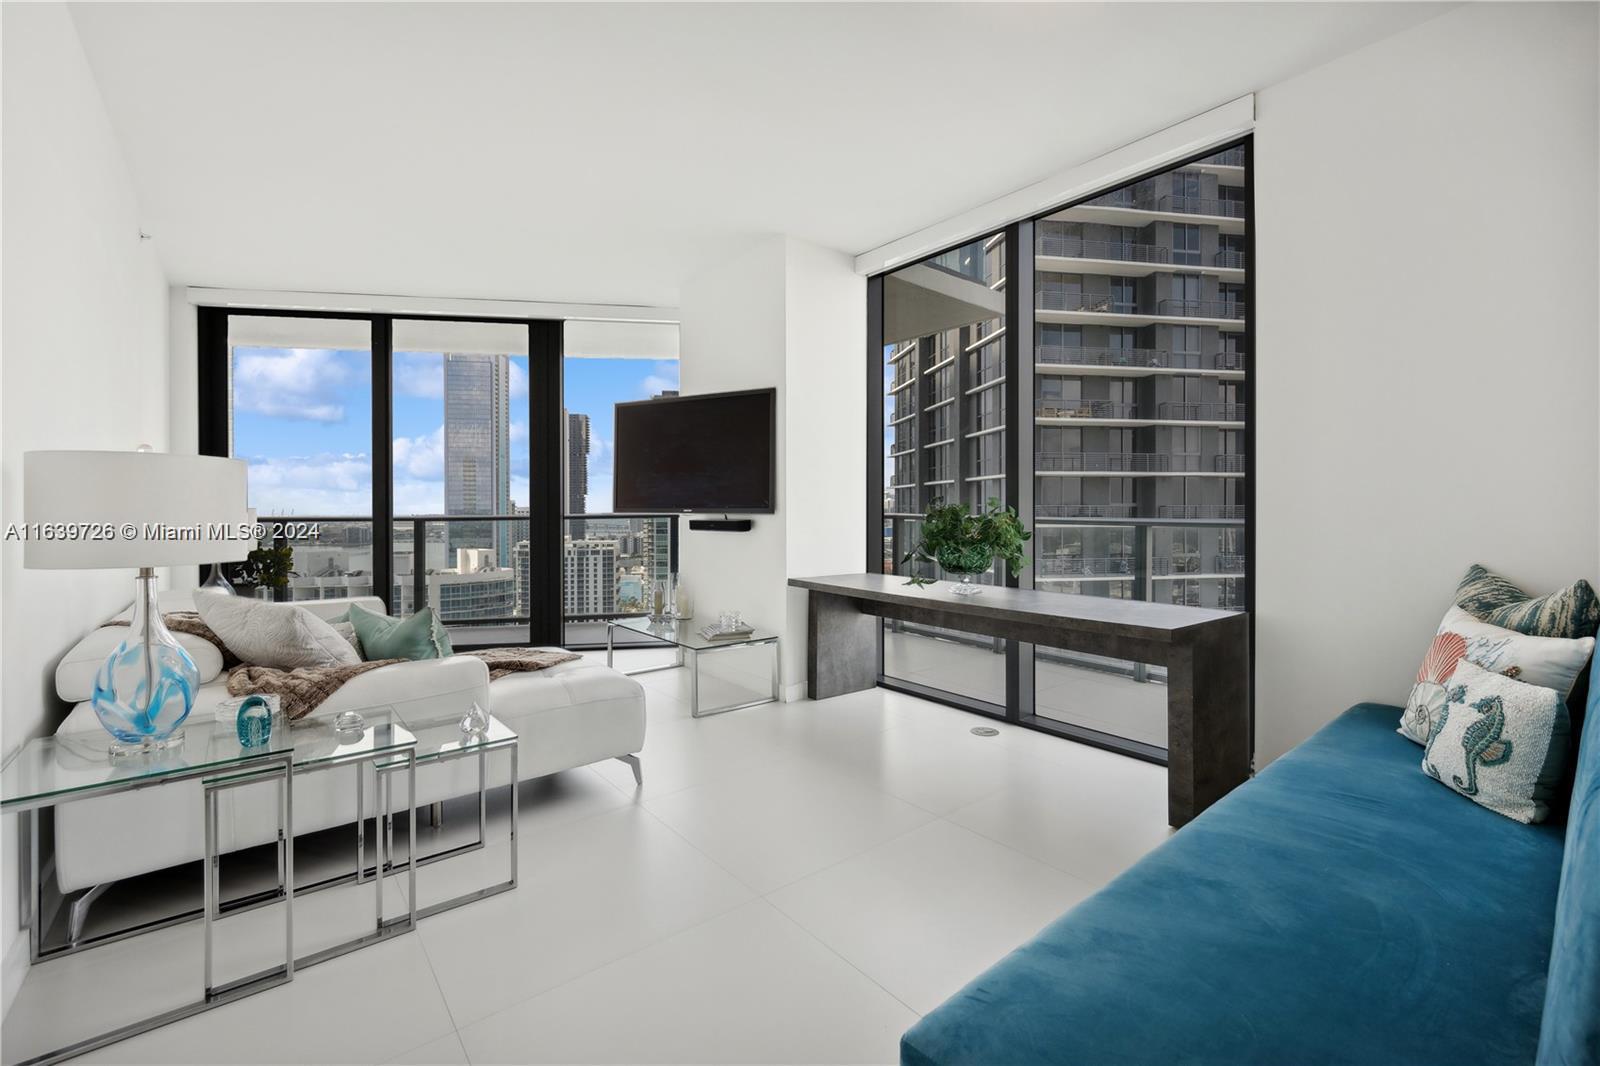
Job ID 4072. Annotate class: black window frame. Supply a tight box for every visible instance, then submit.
[864,135,1255,765]
[197,305,565,648]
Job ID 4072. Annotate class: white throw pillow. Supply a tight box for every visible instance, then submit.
[1398,606,1594,745]
[195,593,361,669]
[56,626,224,703]
[1420,658,1570,823]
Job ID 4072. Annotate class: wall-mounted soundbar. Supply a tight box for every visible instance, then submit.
[688,518,754,533]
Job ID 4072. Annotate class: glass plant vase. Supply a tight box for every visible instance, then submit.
[91,568,198,754]
[936,547,995,597]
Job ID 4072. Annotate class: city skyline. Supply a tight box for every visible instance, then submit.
[232,351,679,517]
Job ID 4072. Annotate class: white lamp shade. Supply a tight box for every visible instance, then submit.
[24,451,251,569]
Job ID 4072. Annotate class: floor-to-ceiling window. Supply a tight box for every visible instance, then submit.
[560,342,680,646]
[866,138,1252,760]
[199,308,564,648]
[879,231,1009,707]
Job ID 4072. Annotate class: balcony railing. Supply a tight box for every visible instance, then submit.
[1035,400,1138,419]
[1153,553,1249,576]
[1036,236,1170,264]
[1037,556,1135,577]
[1214,250,1247,269]
[1084,190,1246,218]
[1156,298,1247,320]
[1037,451,1201,473]
[1201,147,1246,167]
[1214,454,1248,473]
[1156,402,1247,421]
[1155,195,1246,218]
[1037,291,1125,313]
[1035,345,1244,373]
[1157,504,1248,520]
[1036,503,1138,519]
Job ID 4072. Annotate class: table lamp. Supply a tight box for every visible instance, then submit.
[25,448,250,754]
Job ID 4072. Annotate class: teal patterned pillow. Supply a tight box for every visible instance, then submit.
[1454,564,1599,640]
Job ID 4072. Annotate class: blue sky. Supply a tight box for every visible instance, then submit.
[232,346,679,517]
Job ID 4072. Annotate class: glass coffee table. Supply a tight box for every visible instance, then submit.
[606,615,780,717]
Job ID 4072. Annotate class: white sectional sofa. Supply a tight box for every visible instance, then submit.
[49,593,645,904]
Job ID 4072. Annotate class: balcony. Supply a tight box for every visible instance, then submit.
[1154,194,1246,219]
[1214,250,1247,269]
[1036,291,1129,314]
[1157,504,1247,520]
[1153,553,1249,577]
[1036,400,1138,420]
[1037,556,1135,577]
[1155,402,1247,422]
[1036,236,1170,264]
[1201,147,1246,167]
[1035,346,1245,374]
[1156,298,1246,320]
[1036,503,1138,519]
[1214,454,1247,473]
[1037,451,1201,473]
[1083,190,1245,219]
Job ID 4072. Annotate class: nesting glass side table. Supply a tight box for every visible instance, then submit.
[605,615,780,717]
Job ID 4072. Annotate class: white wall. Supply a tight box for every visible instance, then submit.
[1252,1,1599,763]
[677,237,865,699]
[0,2,170,1013]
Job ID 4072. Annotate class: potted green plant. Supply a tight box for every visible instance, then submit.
[901,498,1031,596]
[238,544,293,601]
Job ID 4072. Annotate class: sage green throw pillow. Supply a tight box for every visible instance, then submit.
[1454,564,1600,640]
[347,604,453,661]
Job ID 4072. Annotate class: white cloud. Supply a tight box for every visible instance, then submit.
[509,359,528,400]
[245,452,371,515]
[638,360,680,398]
[392,425,444,480]
[393,478,443,517]
[393,353,443,399]
[234,348,361,423]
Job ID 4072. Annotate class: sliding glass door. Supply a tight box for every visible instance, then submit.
[865,137,1253,761]
[198,309,564,647]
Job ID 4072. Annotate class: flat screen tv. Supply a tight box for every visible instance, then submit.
[613,388,776,513]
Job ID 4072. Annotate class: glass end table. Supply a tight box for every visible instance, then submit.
[606,615,780,717]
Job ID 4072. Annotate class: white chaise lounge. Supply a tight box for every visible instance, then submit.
[46,593,645,936]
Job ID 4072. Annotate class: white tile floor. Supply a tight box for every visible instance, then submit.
[9,647,1172,1066]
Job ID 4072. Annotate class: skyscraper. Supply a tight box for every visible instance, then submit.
[564,411,591,538]
[443,353,511,560]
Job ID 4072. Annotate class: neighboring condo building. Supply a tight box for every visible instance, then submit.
[563,538,617,618]
[885,146,1248,612]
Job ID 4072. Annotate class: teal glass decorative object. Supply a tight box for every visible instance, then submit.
[235,695,273,748]
[91,570,198,753]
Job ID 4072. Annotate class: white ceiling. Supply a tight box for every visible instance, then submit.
[70,2,1444,308]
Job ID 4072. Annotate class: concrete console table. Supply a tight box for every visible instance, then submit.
[787,573,1250,827]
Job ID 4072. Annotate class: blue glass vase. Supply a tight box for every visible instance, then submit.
[91,569,198,754]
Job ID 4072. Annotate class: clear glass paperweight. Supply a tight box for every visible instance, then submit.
[459,701,490,739]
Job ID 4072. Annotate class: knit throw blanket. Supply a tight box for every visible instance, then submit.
[227,646,582,720]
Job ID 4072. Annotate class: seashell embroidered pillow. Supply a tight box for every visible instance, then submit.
[1398,605,1593,746]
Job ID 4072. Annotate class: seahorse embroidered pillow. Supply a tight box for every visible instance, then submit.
[1397,606,1593,745]
[1420,658,1570,823]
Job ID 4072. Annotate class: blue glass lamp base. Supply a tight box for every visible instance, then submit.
[107,729,186,759]
[91,570,198,752]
